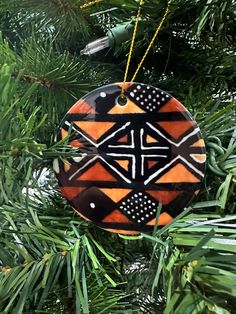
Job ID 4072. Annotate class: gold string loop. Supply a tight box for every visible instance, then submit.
[80,0,102,9]
[121,0,171,97]
[120,0,144,98]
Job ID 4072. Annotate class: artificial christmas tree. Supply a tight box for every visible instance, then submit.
[0,0,235,313]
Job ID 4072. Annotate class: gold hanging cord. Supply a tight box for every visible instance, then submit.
[121,0,171,97]
[80,0,102,9]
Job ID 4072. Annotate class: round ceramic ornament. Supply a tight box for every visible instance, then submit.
[53,83,206,234]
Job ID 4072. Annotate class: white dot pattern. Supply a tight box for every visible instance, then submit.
[128,84,170,113]
[119,192,158,224]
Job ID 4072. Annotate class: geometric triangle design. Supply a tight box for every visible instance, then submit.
[76,161,117,182]
[146,134,157,143]
[146,217,157,226]
[60,186,87,200]
[68,99,96,114]
[108,99,145,114]
[64,162,71,172]
[146,212,173,226]
[74,121,115,141]
[100,188,132,203]
[158,121,196,139]
[115,159,129,171]
[190,139,205,147]
[69,139,85,147]
[61,128,68,139]
[147,160,158,169]
[190,154,206,163]
[159,98,186,112]
[117,82,133,90]
[102,210,131,223]
[155,163,200,183]
[147,190,183,205]
[118,135,128,143]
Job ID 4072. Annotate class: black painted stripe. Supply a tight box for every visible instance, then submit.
[59,181,202,190]
[65,112,193,122]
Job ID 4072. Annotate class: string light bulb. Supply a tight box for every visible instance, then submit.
[80,37,110,55]
[81,21,143,55]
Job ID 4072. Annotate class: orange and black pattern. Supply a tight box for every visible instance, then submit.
[54,83,206,234]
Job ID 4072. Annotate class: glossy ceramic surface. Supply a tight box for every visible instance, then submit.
[54,83,206,234]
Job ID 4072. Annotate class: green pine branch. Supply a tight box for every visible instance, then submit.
[0,198,136,313]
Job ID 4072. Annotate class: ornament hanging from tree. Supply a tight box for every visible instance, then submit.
[53,82,206,234]
[54,0,206,234]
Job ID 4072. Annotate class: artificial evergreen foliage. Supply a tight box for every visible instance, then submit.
[0,0,235,313]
